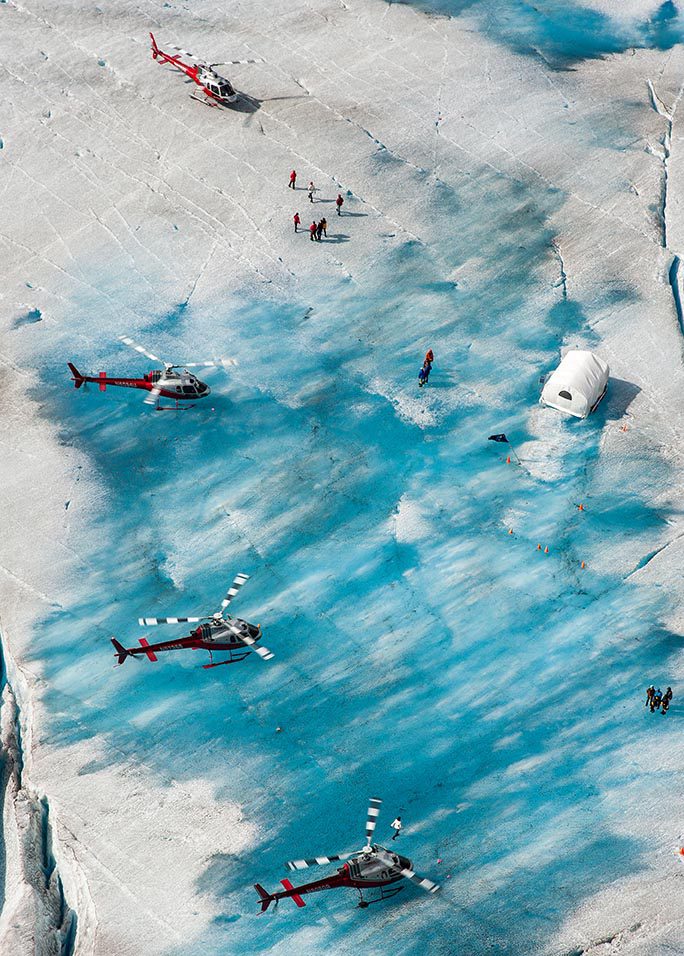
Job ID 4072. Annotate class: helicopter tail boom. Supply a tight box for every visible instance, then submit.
[150,32,160,58]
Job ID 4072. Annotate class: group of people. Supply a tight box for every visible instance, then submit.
[290,171,434,391]
[289,170,346,245]
[645,685,672,714]
[418,348,434,387]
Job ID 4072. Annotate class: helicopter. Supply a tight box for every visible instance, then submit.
[111,573,274,669]
[150,33,262,107]
[68,334,235,410]
[254,797,440,911]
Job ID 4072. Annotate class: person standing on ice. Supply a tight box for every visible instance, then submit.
[289,169,297,189]
[390,817,402,841]
[309,220,317,241]
[652,689,662,712]
[662,695,671,715]
[319,217,327,238]
[645,685,655,708]
[419,351,433,387]
[664,686,673,704]
[293,212,301,233]
[308,181,317,203]
[336,193,344,215]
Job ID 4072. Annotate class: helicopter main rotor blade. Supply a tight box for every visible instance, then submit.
[144,382,164,406]
[139,616,206,626]
[224,619,274,662]
[285,852,354,871]
[210,58,265,66]
[376,849,440,895]
[118,335,168,368]
[180,358,238,368]
[169,44,198,60]
[219,573,249,613]
[365,797,382,847]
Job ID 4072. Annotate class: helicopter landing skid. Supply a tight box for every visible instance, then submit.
[202,650,251,669]
[155,402,196,411]
[190,92,221,108]
[356,885,404,908]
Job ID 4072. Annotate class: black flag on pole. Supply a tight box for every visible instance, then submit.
[488,434,508,443]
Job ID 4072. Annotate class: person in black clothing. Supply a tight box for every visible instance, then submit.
[662,696,670,715]
[645,685,655,708]
[652,689,662,712]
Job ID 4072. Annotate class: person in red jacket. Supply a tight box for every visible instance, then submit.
[335,193,344,215]
[293,212,301,233]
[425,348,434,365]
[289,169,297,189]
[309,221,317,241]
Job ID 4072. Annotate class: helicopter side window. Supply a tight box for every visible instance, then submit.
[176,385,183,392]
[182,385,196,394]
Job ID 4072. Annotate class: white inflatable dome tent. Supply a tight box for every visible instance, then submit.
[540,349,609,419]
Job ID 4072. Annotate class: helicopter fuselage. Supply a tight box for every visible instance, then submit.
[68,365,210,401]
[150,33,239,105]
[256,847,411,911]
[114,618,262,662]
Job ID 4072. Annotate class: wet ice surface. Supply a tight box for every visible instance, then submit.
[394,0,684,66]
[3,0,684,953]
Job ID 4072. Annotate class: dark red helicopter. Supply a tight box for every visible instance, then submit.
[255,797,440,911]
[68,335,235,410]
[112,573,274,669]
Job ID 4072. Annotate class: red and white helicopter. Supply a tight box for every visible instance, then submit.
[112,573,274,669]
[68,334,235,410]
[150,33,262,107]
[255,797,440,911]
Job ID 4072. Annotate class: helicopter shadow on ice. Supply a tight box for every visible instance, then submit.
[234,92,309,114]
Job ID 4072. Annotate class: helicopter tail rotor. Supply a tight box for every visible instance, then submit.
[365,797,382,847]
[67,362,86,389]
[111,638,130,665]
[254,883,276,913]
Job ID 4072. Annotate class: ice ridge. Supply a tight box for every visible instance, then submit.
[0,630,77,956]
